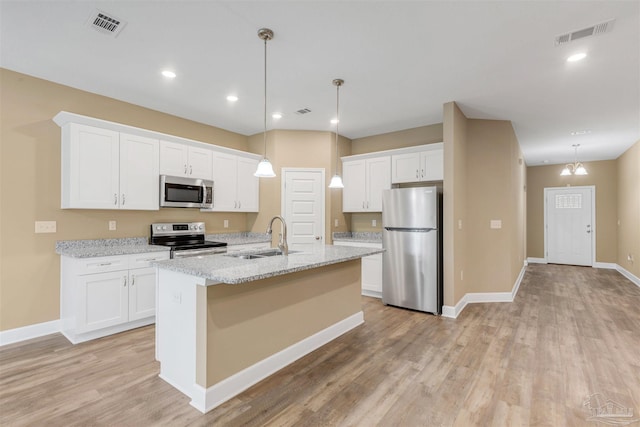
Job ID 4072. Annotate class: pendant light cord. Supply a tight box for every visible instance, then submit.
[335,83,340,175]
[263,36,268,159]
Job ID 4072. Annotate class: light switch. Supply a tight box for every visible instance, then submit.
[35,221,56,233]
[490,220,502,229]
[458,220,463,230]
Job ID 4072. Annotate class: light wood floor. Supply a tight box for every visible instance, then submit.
[1,264,639,426]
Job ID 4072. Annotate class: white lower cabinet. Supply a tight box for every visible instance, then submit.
[333,241,383,298]
[61,251,169,343]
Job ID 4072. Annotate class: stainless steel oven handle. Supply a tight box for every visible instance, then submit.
[173,248,227,258]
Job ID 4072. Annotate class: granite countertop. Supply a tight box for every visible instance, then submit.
[332,232,382,243]
[206,232,271,246]
[154,245,384,285]
[56,238,170,258]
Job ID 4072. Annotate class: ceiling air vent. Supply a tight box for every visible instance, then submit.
[295,108,312,115]
[87,10,126,37]
[555,19,615,45]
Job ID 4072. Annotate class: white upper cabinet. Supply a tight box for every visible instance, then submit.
[160,140,213,180]
[208,152,259,212]
[61,123,159,210]
[119,133,160,210]
[342,156,390,212]
[391,143,443,183]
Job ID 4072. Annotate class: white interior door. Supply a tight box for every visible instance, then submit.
[282,169,325,252]
[545,187,594,266]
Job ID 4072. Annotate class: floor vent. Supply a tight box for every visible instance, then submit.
[295,108,312,115]
[555,19,615,45]
[88,10,126,37]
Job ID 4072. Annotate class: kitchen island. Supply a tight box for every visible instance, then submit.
[154,245,383,413]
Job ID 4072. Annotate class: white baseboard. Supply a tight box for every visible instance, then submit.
[442,263,527,319]
[527,257,547,264]
[190,311,365,414]
[616,265,640,288]
[361,289,382,299]
[593,262,617,269]
[0,319,60,346]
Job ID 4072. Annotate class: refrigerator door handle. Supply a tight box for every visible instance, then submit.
[384,227,435,232]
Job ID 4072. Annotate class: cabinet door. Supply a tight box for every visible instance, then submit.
[420,149,443,181]
[77,271,128,333]
[236,157,259,212]
[211,152,238,211]
[362,253,383,293]
[120,133,160,210]
[187,146,213,180]
[65,124,120,209]
[128,267,156,321]
[342,159,366,212]
[365,157,391,211]
[159,140,189,177]
[391,152,421,184]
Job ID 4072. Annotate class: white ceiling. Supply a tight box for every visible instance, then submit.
[1,1,638,166]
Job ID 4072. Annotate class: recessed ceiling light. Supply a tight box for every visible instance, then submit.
[226,95,238,102]
[567,52,587,62]
[161,70,176,79]
[330,118,339,124]
[571,130,591,136]
[272,112,282,119]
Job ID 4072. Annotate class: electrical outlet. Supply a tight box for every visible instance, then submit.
[490,220,502,229]
[628,254,634,263]
[224,219,229,228]
[35,221,56,233]
[108,220,117,231]
[372,219,377,227]
[334,219,339,228]
[458,219,463,230]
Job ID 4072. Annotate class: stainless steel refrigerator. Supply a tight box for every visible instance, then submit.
[382,187,442,314]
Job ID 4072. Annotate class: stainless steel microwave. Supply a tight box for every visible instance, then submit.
[160,175,213,209]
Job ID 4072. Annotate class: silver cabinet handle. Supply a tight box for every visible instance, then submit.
[97,262,112,266]
[131,275,135,286]
[421,169,424,178]
[122,193,125,205]
[114,193,118,205]
[416,170,419,178]
[238,201,241,209]
[367,201,370,209]
[362,201,365,208]
[190,165,193,175]
[123,276,127,287]
[184,164,187,174]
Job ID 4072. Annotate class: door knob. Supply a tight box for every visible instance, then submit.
[315,236,321,240]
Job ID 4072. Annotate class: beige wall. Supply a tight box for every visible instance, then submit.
[0,69,251,331]
[526,160,618,263]
[247,130,350,244]
[617,140,640,277]
[349,123,444,232]
[443,102,468,306]
[201,260,361,385]
[465,119,526,294]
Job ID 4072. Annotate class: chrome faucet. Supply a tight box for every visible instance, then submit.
[266,216,289,256]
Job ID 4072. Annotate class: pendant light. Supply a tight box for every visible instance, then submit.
[328,79,345,189]
[254,28,276,178]
[560,144,588,176]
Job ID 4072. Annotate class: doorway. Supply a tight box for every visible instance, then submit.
[544,186,595,266]
[281,168,325,252]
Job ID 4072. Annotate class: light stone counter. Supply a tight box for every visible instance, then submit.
[332,232,382,244]
[153,244,383,285]
[56,238,169,258]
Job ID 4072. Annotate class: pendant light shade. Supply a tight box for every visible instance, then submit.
[254,28,276,178]
[560,144,588,176]
[328,78,345,189]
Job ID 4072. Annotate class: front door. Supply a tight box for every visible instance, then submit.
[545,186,594,266]
[282,169,325,252]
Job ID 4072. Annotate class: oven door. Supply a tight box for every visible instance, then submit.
[171,246,227,259]
[160,175,213,209]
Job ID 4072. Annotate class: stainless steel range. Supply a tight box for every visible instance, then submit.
[150,222,227,258]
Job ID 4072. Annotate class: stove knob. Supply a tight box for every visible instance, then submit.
[162,226,167,230]
[198,225,203,230]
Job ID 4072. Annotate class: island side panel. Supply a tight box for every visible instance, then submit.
[205,259,361,386]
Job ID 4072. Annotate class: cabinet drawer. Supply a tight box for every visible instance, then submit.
[129,252,170,269]
[75,255,129,275]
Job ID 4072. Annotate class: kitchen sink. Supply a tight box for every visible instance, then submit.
[226,249,298,259]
